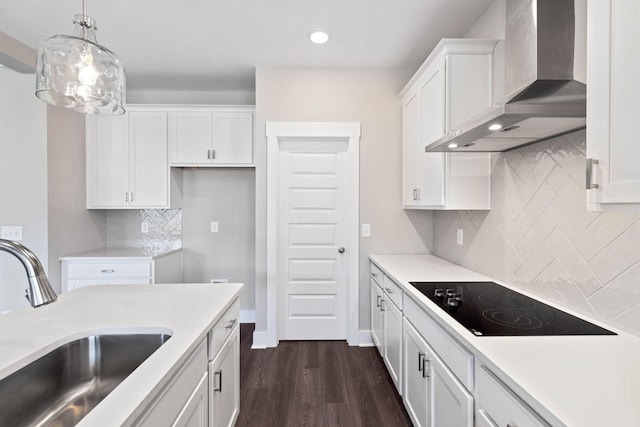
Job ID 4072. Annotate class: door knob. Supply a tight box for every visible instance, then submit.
[338,247,345,254]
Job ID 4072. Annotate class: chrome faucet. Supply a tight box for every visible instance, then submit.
[0,239,57,307]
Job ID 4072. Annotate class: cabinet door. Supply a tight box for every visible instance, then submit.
[403,319,430,427]
[212,112,253,164]
[86,114,129,207]
[587,0,640,209]
[169,112,212,164]
[383,297,402,394]
[370,281,384,355]
[402,92,421,207]
[129,111,169,207]
[419,59,446,206]
[430,350,473,427]
[209,324,240,427]
[173,372,208,427]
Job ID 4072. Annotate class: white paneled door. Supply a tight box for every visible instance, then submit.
[278,140,349,340]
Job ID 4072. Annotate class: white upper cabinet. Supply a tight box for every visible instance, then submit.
[168,107,254,166]
[400,39,495,210]
[86,107,179,209]
[586,0,640,211]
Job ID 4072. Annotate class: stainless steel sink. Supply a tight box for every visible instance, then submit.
[0,333,171,427]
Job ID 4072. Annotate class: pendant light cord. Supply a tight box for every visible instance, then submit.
[82,0,88,39]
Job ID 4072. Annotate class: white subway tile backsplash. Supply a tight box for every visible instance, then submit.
[434,131,640,336]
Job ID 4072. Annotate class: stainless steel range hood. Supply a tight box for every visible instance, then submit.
[426,0,586,153]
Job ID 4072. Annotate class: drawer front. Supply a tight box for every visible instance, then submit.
[136,340,207,427]
[66,261,152,279]
[208,299,240,360]
[67,278,152,291]
[476,365,550,427]
[370,262,383,286]
[382,274,403,310]
[404,295,473,390]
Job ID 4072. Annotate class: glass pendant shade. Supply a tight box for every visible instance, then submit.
[36,14,126,115]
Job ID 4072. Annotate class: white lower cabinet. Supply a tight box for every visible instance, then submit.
[173,372,209,427]
[370,276,384,354]
[403,318,473,427]
[209,324,240,427]
[383,295,403,394]
[475,364,550,427]
[136,299,240,427]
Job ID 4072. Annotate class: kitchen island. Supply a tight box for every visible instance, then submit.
[371,254,640,427]
[0,282,242,426]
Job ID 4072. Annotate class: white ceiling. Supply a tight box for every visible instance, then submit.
[0,0,493,92]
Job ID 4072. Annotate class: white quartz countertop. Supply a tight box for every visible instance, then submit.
[59,247,181,261]
[370,254,640,427]
[0,283,243,426]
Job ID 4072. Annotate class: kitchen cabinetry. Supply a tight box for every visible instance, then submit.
[586,0,640,211]
[59,249,183,293]
[475,363,550,427]
[403,296,473,427]
[168,107,254,166]
[86,108,181,209]
[369,262,403,394]
[400,39,495,210]
[137,298,240,427]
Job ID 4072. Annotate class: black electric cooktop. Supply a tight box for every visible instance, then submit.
[409,281,616,337]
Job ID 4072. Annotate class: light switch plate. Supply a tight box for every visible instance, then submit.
[456,228,464,246]
[1,226,22,241]
[141,221,149,234]
[361,223,371,238]
[210,221,219,233]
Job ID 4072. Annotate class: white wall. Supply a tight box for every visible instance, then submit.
[128,90,255,106]
[0,66,47,312]
[254,68,434,341]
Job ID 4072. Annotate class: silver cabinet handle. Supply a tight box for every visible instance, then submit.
[371,272,378,278]
[213,370,222,392]
[586,158,599,189]
[130,192,134,202]
[212,149,216,159]
[422,358,430,378]
[385,287,393,294]
[207,149,211,159]
[338,247,345,254]
[225,318,238,330]
[380,299,385,312]
[101,269,115,273]
[376,295,381,308]
[125,192,129,203]
[418,352,425,373]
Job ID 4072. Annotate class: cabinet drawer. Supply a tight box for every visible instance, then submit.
[208,299,240,360]
[66,278,151,291]
[476,364,550,427]
[382,275,403,310]
[136,340,207,426]
[404,295,473,390]
[370,262,383,286]
[66,262,152,279]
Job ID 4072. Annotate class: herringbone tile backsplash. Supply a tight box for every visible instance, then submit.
[106,209,182,255]
[434,129,640,336]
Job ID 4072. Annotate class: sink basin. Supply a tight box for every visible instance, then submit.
[0,333,171,427]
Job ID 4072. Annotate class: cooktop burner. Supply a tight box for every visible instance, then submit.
[409,281,616,336]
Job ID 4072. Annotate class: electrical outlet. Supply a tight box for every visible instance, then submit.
[141,221,149,234]
[210,221,219,233]
[1,226,22,241]
[361,223,371,238]
[456,228,464,246]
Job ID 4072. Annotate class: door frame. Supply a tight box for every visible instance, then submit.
[265,122,361,346]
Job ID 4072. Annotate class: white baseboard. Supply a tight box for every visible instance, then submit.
[240,309,255,324]
[358,329,375,347]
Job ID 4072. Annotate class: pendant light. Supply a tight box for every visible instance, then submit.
[35,0,126,115]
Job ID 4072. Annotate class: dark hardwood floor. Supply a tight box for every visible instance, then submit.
[237,323,412,427]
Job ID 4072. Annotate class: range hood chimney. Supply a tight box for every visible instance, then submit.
[426,0,586,152]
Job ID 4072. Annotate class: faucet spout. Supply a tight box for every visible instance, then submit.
[0,239,57,307]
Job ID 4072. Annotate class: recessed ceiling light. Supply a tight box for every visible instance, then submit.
[310,31,329,44]
[488,123,503,131]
